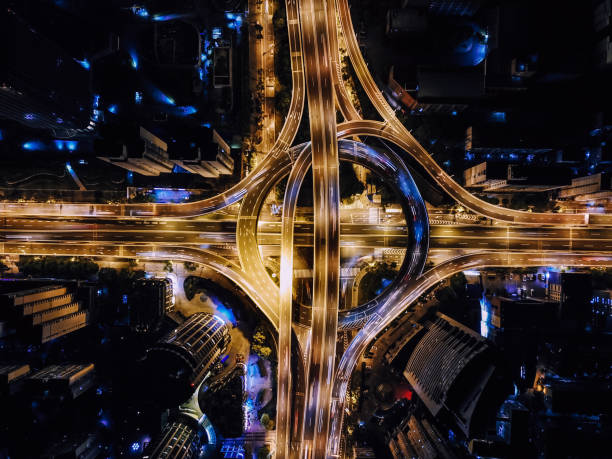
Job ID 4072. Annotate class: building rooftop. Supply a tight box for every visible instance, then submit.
[404,313,509,436]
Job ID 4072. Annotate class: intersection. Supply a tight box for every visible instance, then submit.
[2,0,612,457]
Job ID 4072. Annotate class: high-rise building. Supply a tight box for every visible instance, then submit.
[98,125,234,178]
[129,278,173,333]
[0,363,30,395]
[0,283,88,344]
[168,129,234,178]
[0,9,91,136]
[463,161,571,192]
[404,313,510,437]
[144,313,231,405]
[465,126,555,158]
[351,445,376,458]
[547,271,592,327]
[27,363,95,399]
[97,126,174,177]
[389,415,458,459]
[557,172,612,203]
[591,289,612,331]
[483,296,558,332]
[480,296,558,385]
[427,0,483,17]
[402,0,483,17]
[593,0,612,66]
[143,417,201,459]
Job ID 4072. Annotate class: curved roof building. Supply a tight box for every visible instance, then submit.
[145,313,230,406]
[143,417,200,459]
[404,313,510,436]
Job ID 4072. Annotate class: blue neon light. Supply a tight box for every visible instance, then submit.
[152,188,191,203]
[135,91,143,104]
[152,13,183,22]
[152,88,175,105]
[24,113,36,120]
[108,104,118,114]
[212,301,236,324]
[22,141,44,151]
[172,164,190,174]
[93,94,100,108]
[0,130,3,141]
[129,51,139,69]
[134,7,149,18]
[226,12,235,20]
[75,58,90,70]
[491,111,506,123]
[176,106,197,116]
[130,442,140,452]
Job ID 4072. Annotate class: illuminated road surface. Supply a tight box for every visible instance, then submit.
[299,0,341,455]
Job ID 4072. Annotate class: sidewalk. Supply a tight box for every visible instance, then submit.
[248,0,277,164]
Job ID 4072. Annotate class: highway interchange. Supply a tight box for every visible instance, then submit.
[2,0,612,457]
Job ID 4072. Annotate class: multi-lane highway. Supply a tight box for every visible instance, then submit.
[278,144,312,456]
[298,0,341,455]
[6,217,612,252]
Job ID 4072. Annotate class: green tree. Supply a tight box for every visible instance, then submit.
[339,162,365,201]
[257,445,271,459]
[17,256,98,279]
[252,325,273,360]
[358,262,397,303]
[98,267,118,284]
[183,261,197,272]
[481,195,500,205]
[163,260,173,273]
[254,23,263,39]
[449,272,467,295]
[366,173,395,206]
[260,413,275,430]
[0,260,10,274]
